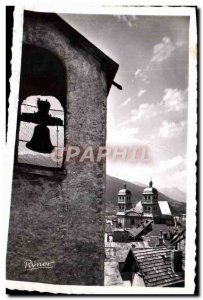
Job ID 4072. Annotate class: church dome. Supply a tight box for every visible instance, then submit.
[142,180,158,195]
[118,183,131,196]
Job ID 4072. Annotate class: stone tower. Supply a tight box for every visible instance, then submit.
[6,11,119,286]
[117,183,132,212]
[116,183,132,228]
[141,179,160,218]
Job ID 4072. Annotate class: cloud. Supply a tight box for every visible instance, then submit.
[107,125,141,146]
[137,89,146,97]
[134,69,150,84]
[161,88,187,112]
[107,155,187,193]
[121,97,131,107]
[158,120,187,138]
[107,112,140,145]
[117,119,131,128]
[157,156,185,173]
[119,87,187,128]
[155,157,187,192]
[151,36,175,63]
[131,103,157,122]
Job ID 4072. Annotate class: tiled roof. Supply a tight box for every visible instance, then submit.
[128,220,153,239]
[142,236,159,247]
[143,187,158,194]
[131,248,184,287]
[118,189,131,196]
[125,210,142,217]
[105,241,150,263]
[115,242,151,262]
[145,223,174,237]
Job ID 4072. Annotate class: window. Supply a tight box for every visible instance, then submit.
[119,205,124,211]
[18,96,64,168]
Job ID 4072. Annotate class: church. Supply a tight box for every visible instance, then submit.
[116,180,173,229]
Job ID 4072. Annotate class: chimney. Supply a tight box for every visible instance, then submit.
[156,237,164,247]
[171,250,183,273]
[160,230,163,238]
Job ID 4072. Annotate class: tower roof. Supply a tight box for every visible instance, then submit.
[143,179,158,195]
[118,183,132,196]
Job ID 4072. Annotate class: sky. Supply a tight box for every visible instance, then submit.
[59,13,189,193]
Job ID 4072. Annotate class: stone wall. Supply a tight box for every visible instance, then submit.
[7,11,118,285]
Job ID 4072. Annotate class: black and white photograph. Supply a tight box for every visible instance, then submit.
[5,4,197,295]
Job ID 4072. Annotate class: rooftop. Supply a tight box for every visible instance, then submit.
[125,210,143,217]
[170,228,186,246]
[118,189,132,196]
[143,187,158,195]
[145,223,175,237]
[143,180,158,195]
[128,220,153,239]
[105,241,151,263]
[125,247,184,287]
[158,201,172,215]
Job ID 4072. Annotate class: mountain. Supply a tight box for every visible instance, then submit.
[105,175,186,216]
[159,187,186,203]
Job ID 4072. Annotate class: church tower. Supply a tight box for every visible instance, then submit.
[116,183,132,228]
[117,183,132,212]
[141,179,160,218]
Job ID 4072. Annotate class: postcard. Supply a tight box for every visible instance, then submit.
[6,4,197,295]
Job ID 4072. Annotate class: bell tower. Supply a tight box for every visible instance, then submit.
[7,10,119,286]
[117,183,132,212]
[116,183,132,228]
[142,179,160,218]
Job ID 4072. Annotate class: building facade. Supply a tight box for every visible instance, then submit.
[141,180,160,218]
[116,180,173,232]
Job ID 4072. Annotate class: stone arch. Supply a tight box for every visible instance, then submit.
[15,44,67,166]
[19,43,67,107]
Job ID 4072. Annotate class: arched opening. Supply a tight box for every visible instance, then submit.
[18,96,64,168]
[16,44,67,169]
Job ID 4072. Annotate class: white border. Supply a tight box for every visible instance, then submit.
[5,4,197,295]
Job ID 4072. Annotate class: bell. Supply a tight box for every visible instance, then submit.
[26,124,54,154]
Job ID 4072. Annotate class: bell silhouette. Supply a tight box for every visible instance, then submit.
[26,124,54,153]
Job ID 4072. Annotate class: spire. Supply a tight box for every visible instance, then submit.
[123,183,127,189]
[149,178,153,187]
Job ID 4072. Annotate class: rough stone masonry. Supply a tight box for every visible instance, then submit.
[7,11,118,285]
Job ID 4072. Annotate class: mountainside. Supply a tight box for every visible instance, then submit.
[105,175,186,216]
[159,187,186,203]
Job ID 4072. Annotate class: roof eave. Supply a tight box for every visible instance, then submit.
[24,10,119,96]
